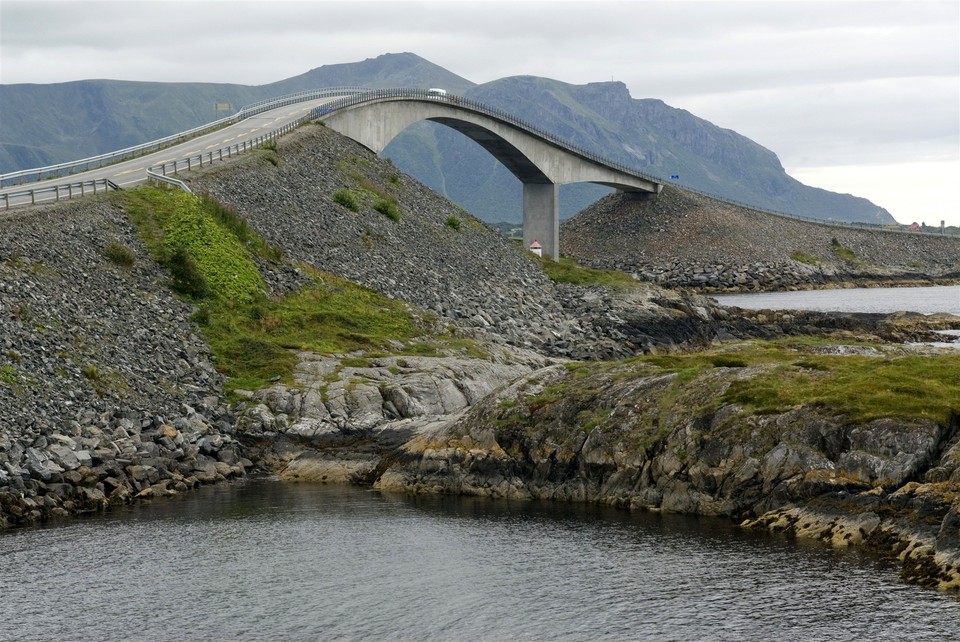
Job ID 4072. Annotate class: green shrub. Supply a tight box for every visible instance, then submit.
[709,355,748,368]
[0,364,19,385]
[167,246,210,299]
[445,215,462,231]
[333,188,360,212]
[373,197,400,222]
[104,240,135,267]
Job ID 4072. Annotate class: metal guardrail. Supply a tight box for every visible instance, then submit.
[145,120,304,191]
[0,87,366,210]
[0,179,120,210]
[0,87,366,188]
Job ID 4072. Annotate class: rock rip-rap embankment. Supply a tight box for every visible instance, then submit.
[0,200,247,526]
[561,188,960,291]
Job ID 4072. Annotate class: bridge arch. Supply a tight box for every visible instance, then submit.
[320,95,661,259]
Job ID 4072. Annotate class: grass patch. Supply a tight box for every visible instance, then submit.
[830,238,859,263]
[722,352,960,423]
[162,193,264,303]
[631,339,960,425]
[708,355,748,368]
[104,240,135,268]
[199,194,283,262]
[536,256,638,288]
[445,215,462,231]
[0,364,20,385]
[333,188,360,212]
[373,196,400,222]
[194,274,426,390]
[167,246,210,299]
[833,246,857,262]
[120,187,265,303]
[790,251,819,265]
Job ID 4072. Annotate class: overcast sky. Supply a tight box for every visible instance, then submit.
[2,0,958,226]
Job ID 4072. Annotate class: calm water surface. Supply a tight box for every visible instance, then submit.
[711,284,960,315]
[1,480,957,641]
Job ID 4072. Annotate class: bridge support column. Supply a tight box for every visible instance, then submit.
[523,182,559,260]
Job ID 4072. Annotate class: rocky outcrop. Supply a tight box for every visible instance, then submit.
[561,188,960,292]
[229,332,960,590]
[232,347,553,481]
[367,356,960,590]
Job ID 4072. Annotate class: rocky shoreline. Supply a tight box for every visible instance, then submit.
[2,125,959,592]
[231,341,960,592]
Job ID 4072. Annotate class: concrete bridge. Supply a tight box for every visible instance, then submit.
[317,89,663,259]
[1,87,663,259]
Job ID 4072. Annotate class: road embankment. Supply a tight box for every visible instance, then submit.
[561,188,960,291]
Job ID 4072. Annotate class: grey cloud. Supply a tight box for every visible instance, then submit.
[1,0,956,223]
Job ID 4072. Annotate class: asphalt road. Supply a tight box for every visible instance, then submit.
[0,96,339,207]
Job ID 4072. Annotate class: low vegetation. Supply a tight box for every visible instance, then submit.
[119,187,481,392]
[257,139,280,166]
[536,255,638,288]
[373,196,401,222]
[790,250,819,265]
[103,240,135,267]
[583,338,960,426]
[830,238,859,264]
[333,188,360,212]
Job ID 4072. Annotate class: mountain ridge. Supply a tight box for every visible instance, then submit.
[0,52,894,224]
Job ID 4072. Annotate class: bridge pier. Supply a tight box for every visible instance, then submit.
[523,182,559,260]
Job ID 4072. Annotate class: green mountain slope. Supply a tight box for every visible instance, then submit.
[0,80,266,171]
